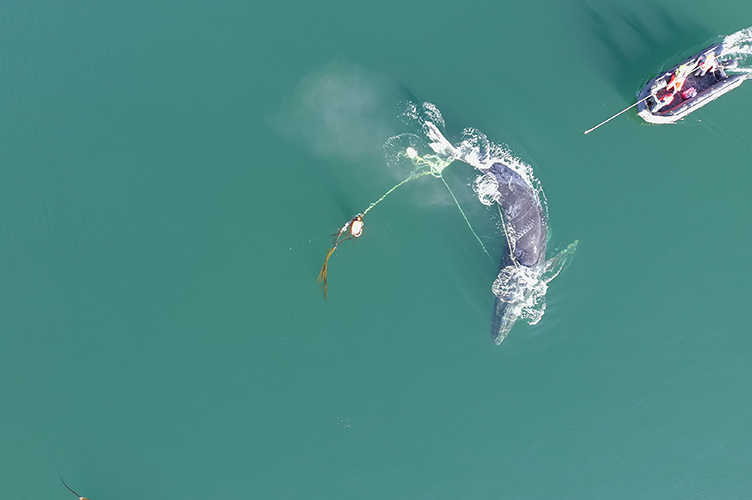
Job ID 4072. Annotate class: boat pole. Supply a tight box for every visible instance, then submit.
[584,96,651,135]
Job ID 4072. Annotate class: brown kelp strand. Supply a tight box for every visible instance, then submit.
[317,214,363,300]
[60,476,90,500]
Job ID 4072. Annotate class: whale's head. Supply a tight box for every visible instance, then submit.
[490,296,521,344]
[489,263,545,344]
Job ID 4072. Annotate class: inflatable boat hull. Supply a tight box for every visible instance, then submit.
[637,44,745,124]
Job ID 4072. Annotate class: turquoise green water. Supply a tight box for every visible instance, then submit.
[2,1,752,498]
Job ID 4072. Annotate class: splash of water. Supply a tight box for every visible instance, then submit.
[474,171,500,207]
[493,265,546,325]
[721,26,752,76]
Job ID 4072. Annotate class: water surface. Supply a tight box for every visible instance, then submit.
[1,1,751,498]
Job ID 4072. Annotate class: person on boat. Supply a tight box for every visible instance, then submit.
[696,52,718,77]
[666,63,692,93]
[655,87,675,110]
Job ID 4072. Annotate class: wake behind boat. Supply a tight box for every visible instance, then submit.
[637,43,744,124]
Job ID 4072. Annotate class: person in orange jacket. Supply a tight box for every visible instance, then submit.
[666,63,692,93]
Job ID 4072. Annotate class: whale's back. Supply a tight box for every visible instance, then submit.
[489,162,547,268]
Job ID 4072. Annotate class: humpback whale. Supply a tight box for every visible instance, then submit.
[423,121,571,343]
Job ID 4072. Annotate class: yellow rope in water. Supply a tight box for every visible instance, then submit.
[361,170,432,217]
[439,174,494,263]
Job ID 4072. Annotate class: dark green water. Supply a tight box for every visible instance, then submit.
[2,1,752,498]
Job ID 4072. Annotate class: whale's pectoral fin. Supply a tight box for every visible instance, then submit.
[542,240,578,283]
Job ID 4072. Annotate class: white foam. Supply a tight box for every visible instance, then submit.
[492,265,547,326]
[474,172,500,206]
[721,26,752,78]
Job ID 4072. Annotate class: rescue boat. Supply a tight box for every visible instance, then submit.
[637,43,745,124]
